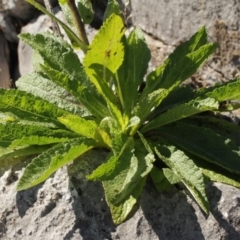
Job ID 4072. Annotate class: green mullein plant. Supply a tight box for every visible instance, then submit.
[1,0,240,225]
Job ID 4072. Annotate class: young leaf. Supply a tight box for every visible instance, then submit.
[142,97,219,132]
[106,177,146,225]
[10,136,68,147]
[103,0,121,22]
[158,122,240,174]
[17,137,97,190]
[16,72,89,116]
[150,166,180,192]
[143,40,217,97]
[102,139,154,205]
[131,88,167,134]
[40,64,109,119]
[84,14,125,75]
[25,0,88,51]
[76,0,94,24]
[83,14,125,104]
[196,77,240,102]
[0,89,69,123]
[115,27,151,116]
[154,141,209,213]
[58,114,98,138]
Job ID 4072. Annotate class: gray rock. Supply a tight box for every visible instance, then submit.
[1,150,240,240]
[0,32,11,88]
[1,0,58,20]
[128,0,240,82]
[18,7,97,76]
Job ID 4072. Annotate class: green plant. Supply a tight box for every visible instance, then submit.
[1,0,240,225]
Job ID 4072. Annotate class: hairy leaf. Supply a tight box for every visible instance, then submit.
[17,137,96,190]
[103,0,121,22]
[103,140,154,205]
[77,0,94,24]
[16,72,89,116]
[115,27,151,115]
[40,64,108,119]
[151,166,179,192]
[142,97,219,132]
[158,122,240,174]
[26,0,87,51]
[196,77,240,102]
[83,14,125,107]
[106,177,146,225]
[143,40,217,97]
[154,141,209,213]
[10,136,68,147]
[131,88,167,134]
[0,89,69,123]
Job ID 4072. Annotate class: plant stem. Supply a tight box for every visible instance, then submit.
[43,0,62,36]
[67,0,89,46]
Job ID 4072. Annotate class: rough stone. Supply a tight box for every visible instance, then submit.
[1,150,240,240]
[18,7,97,76]
[128,0,240,83]
[0,32,11,88]
[1,0,58,21]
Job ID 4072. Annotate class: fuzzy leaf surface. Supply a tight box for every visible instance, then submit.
[143,41,217,97]
[106,177,146,225]
[150,166,179,192]
[196,77,240,101]
[40,64,108,119]
[20,29,108,119]
[154,141,209,213]
[77,0,94,24]
[115,27,151,115]
[103,139,154,205]
[143,27,209,96]
[17,137,96,190]
[142,97,219,132]
[0,89,69,123]
[16,72,89,116]
[26,0,88,51]
[103,0,121,22]
[83,14,125,107]
[158,122,240,174]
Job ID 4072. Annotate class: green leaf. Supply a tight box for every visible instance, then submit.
[20,31,107,118]
[150,166,179,192]
[26,0,88,51]
[77,0,94,24]
[84,14,125,75]
[103,0,121,22]
[10,136,68,147]
[83,14,125,108]
[115,27,151,116]
[158,122,240,174]
[103,139,154,205]
[87,133,131,180]
[0,145,51,171]
[143,28,217,96]
[131,88,167,134]
[184,153,240,189]
[154,141,209,213]
[16,72,89,116]
[17,137,96,190]
[196,77,240,102]
[0,89,69,123]
[40,64,109,119]
[58,114,98,138]
[142,97,219,132]
[106,177,146,225]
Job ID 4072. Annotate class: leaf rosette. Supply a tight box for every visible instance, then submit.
[1,0,240,225]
